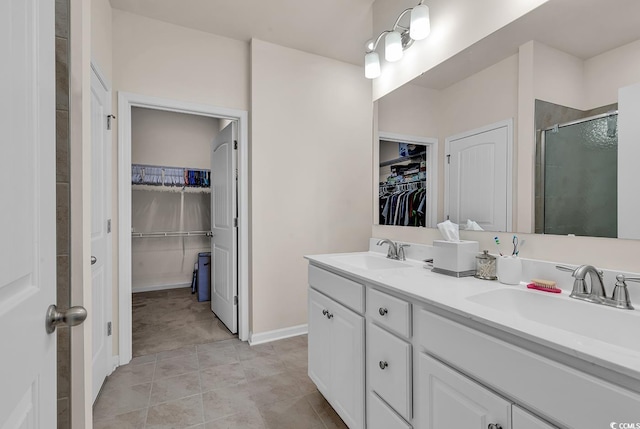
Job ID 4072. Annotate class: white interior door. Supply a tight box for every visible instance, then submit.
[211,122,238,333]
[90,67,112,403]
[445,121,512,231]
[0,0,57,426]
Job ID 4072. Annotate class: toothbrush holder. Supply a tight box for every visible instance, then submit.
[497,255,522,285]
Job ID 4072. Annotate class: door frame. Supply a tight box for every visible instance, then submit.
[117,92,249,364]
[90,60,114,388]
[444,118,514,232]
[378,131,439,228]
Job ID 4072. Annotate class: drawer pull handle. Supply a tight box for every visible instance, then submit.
[378,307,388,316]
[327,312,333,319]
[322,309,328,316]
[379,360,388,370]
[488,424,503,429]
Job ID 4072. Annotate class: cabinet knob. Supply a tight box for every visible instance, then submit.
[379,360,388,370]
[327,312,333,319]
[322,309,328,316]
[378,307,388,316]
[488,424,503,429]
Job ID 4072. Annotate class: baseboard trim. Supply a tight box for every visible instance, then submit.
[249,324,308,346]
[132,283,191,293]
[111,356,120,374]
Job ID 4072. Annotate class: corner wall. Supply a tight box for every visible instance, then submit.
[250,39,373,334]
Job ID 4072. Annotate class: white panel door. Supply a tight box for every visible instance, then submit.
[418,353,512,429]
[0,0,57,426]
[446,123,511,231]
[211,122,237,333]
[90,68,112,403]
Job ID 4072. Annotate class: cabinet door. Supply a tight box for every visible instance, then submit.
[308,289,332,395]
[331,298,365,429]
[417,353,511,429]
[513,406,557,429]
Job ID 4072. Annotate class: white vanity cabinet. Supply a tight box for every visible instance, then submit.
[512,407,557,429]
[308,266,365,429]
[417,353,511,429]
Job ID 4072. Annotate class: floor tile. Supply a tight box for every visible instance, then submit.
[278,347,308,369]
[104,361,155,388]
[205,409,266,429]
[145,394,204,429]
[150,371,201,405]
[234,342,275,361]
[129,354,157,366]
[197,345,239,369]
[157,345,197,362]
[257,395,324,429]
[306,391,348,429]
[93,383,151,421]
[155,354,199,380]
[201,384,260,423]
[92,409,147,429]
[240,355,285,380]
[270,336,307,354]
[199,362,247,392]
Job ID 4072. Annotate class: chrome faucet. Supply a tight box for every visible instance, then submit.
[556,264,635,310]
[376,239,411,261]
[376,239,398,260]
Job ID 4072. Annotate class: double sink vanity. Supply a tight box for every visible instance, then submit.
[305,241,640,429]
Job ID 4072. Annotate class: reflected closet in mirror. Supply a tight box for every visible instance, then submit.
[378,133,437,228]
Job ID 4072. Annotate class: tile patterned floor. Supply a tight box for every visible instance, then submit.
[132,288,236,357]
[94,335,348,428]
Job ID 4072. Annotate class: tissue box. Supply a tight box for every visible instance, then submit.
[432,240,479,277]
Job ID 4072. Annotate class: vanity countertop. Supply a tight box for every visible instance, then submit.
[305,251,640,387]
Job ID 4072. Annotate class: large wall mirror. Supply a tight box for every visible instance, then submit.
[375,0,640,239]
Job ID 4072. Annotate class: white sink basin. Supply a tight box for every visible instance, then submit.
[467,288,640,351]
[331,253,412,270]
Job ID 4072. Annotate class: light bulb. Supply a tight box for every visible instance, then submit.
[364,52,381,79]
[385,31,403,62]
[410,4,430,41]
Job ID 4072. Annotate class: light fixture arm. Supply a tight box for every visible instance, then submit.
[366,30,391,53]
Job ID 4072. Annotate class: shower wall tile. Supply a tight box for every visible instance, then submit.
[56,0,71,426]
[56,110,69,182]
[56,183,70,255]
[55,37,69,111]
[55,0,69,39]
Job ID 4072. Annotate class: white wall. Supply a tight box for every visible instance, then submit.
[131,107,218,169]
[251,39,373,334]
[112,10,249,110]
[372,0,550,99]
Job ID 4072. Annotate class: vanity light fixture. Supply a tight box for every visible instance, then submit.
[365,0,431,79]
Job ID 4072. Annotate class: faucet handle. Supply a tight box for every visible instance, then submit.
[609,274,635,310]
[397,243,410,261]
[556,265,576,273]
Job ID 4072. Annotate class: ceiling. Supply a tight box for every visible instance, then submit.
[412,0,640,89]
[108,0,376,65]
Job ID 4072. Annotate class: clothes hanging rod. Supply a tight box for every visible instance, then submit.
[131,230,213,238]
[131,163,211,172]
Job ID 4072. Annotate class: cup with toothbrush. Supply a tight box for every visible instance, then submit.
[496,235,522,285]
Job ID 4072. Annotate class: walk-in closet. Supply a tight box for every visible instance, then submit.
[130,107,234,356]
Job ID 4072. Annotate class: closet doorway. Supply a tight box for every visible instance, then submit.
[117,93,249,365]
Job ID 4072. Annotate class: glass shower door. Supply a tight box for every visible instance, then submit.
[542,113,618,238]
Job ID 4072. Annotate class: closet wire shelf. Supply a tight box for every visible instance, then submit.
[131,230,213,238]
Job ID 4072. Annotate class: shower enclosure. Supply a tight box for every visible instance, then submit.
[537,111,618,238]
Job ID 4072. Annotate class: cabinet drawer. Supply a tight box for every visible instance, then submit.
[512,406,558,429]
[367,288,411,338]
[368,323,412,421]
[309,265,364,313]
[368,392,411,429]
